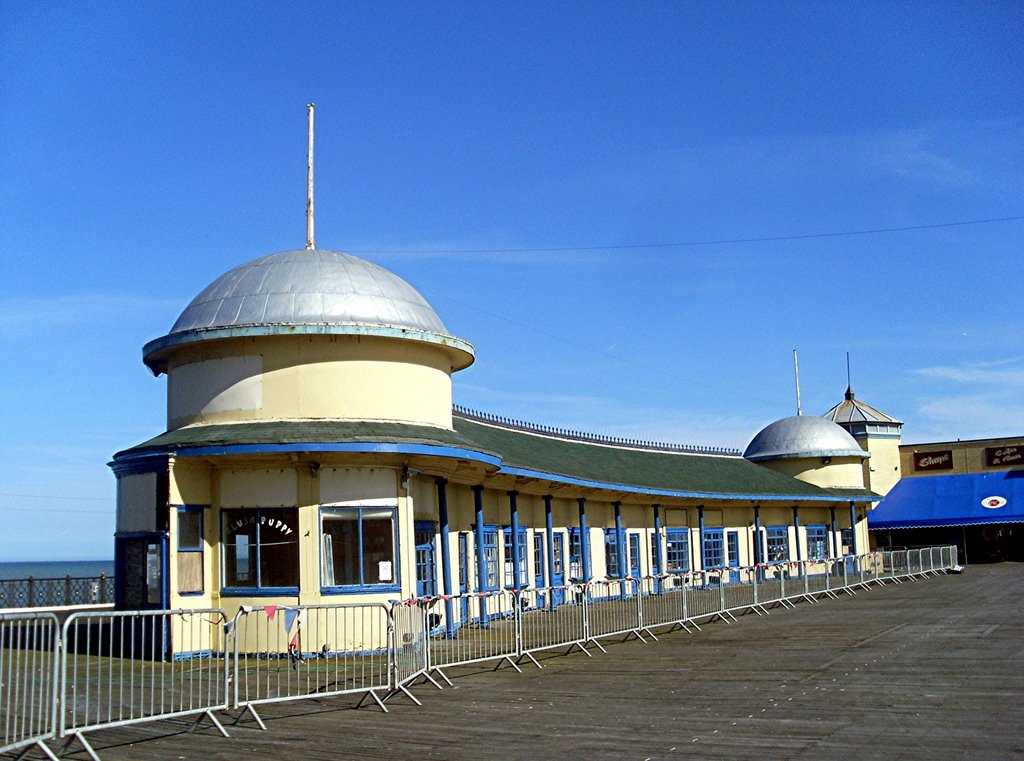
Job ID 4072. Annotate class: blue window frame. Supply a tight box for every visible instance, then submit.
[321,507,400,593]
[481,525,499,590]
[806,525,828,561]
[502,526,528,587]
[841,527,854,556]
[664,528,690,572]
[702,528,725,569]
[222,508,299,595]
[765,526,790,563]
[604,528,622,578]
[176,506,205,595]
[415,521,437,597]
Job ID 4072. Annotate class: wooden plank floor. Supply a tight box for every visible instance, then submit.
[33,564,1024,760]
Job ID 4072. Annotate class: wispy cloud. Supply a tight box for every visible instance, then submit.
[909,358,1024,387]
[0,293,183,334]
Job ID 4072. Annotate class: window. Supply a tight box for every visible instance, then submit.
[481,525,499,590]
[321,507,398,592]
[176,506,204,595]
[604,529,622,577]
[841,527,854,556]
[665,528,689,572]
[702,528,725,569]
[503,526,528,587]
[414,521,436,597]
[806,525,828,561]
[765,526,790,563]
[223,508,299,593]
[650,532,663,575]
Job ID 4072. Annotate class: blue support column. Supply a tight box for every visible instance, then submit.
[613,502,624,577]
[792,506,802,562]
[849,502,858,556]
[652,504,663,576]
[436,478,455,637]
[508,491,521,590]
[577,497,590,582]
[830,507,838,558]
[544,494,555,589]
[472,485,488,624]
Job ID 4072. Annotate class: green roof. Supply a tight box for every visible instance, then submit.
[453,417,874,501]
[113,416,876,502]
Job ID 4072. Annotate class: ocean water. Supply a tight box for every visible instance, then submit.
[0,560,115,580]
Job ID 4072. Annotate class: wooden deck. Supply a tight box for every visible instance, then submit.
[38,564,1024,760]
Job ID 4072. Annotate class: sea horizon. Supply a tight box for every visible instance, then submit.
[0,559,115,580]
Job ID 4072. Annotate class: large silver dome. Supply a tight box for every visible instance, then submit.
[170,249,448,334]
[743,415,868,462]
[143,249,474,375]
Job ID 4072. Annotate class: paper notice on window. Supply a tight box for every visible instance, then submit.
[378,561,393,582]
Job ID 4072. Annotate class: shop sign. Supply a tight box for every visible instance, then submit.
[913,450,953,472]
[985,445,1023,468]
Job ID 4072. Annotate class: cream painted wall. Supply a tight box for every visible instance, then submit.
[863,438,902,496]
[220,467,297,507]
[116,473,158,532]
[759,457,866,489]
[164,335,454,429]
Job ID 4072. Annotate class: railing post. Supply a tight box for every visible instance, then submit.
[65,575,72,605]
[28,575,35,606]
[803,561,809,596]
[719,574,726,612]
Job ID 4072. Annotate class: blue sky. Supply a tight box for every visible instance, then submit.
[1,2,1021,561]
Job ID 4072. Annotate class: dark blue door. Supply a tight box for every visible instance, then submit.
[458,532,470,623]
[415,521,436,598]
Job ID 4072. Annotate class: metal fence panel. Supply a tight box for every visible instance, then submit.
[586,580,642,640]
[61,609,228,737]
[391,602,426,687]
[230,603,390,709]
[637,576,687,629]
[519,586,586,655]
[1,612,59,755]
[423,591,518,671]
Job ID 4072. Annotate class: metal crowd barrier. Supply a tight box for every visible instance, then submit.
[0,546,958,759]
[60,608,230,759]
[1,612,60,760]
[230,602,392,722]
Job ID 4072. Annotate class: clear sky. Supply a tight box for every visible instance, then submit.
[1,2,1022,561]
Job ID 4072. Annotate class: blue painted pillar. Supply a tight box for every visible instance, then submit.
[436,478,455,637]
[830,507,838,558]
[508,491,521,589]
[753,504,762,565]
[544,495,555,588]
[577,497,590,582]
[613,502,624,577]
[697,505,705,571]
[849,502,858,556]
[652,504,663,576]
[792,506,802,562]
[472,485,488,623]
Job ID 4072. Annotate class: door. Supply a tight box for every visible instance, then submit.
[702,528,725,586]
[114,532,169,659]
[533,533,546,608]
[458,532,470,623]
[550,532,566,607]
[726,530,740,584]
[627,533,641,596]
[414,522,437,598]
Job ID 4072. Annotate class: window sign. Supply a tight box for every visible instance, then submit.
[223,508,299,593]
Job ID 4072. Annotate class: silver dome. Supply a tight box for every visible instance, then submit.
[170,249,448,334]
[143,249,474,375]
[743,415,868,462]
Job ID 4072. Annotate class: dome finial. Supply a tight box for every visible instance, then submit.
[306,102,315,251]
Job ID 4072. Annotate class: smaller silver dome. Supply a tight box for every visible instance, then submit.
[744,415,868,462]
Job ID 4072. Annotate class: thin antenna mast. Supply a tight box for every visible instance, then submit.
[793,349,803,416]
[306,102,315,251]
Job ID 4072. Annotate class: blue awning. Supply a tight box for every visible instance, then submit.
[869,470,1024,529]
